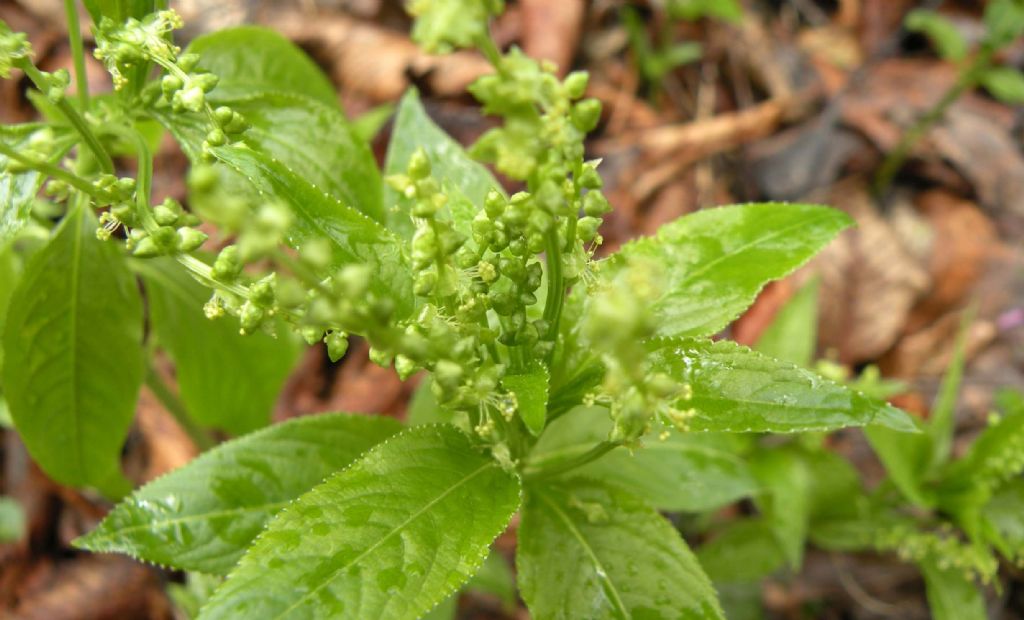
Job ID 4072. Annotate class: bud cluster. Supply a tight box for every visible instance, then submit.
[0,20,32,79]
[878,523,999,584]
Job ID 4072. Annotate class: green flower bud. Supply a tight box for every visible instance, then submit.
[111,203,136,226]
[411,226,438,267]
[212,245,242,281]
[454,244,481,269]
[477,260,498,283]
[434,360,463,391]
[192,72,219,92]
[153,204,180,226]
[490,290,517,316]
[176,227,208,252]
[175,85,205,112]
[395,355,418,380]
[206,128,226,147]
[178,53,200,72]
[152,225,178,250]
[583,191,611,216]
[161,74,183,94]
[578,164,602,189]
[408,148,431,180]
[563,71,589,99]
[214,105,234,124]
[414,269,437,296]
[369,346,392,368]
[325,331,349,362]
[250,273,276,307]
[301,326,323,346]
[484,189,506,218]
[578,216,601,242]
[571,98,602,132]
[239,301,264,334]
[132,236,161,258]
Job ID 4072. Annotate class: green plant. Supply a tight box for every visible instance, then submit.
[0,1,918,618]
[875,0,1024,193]
[698,282,1024,620]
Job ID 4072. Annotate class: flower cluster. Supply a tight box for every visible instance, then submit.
[0,21,31,79]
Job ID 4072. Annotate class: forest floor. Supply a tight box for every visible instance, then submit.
[1,0,1023,618]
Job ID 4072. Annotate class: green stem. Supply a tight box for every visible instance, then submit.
[541,228,564,341]
[0,139,113,200]
[16,60,114,174]
[64,0,89,110]
[523,440,621,481]
[873,52,990,195]
[145,365,215,451]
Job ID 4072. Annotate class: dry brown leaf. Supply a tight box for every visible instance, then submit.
[520,0,584,76]
[814,179,930,363]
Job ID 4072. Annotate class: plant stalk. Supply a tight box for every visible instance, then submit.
[64,0,89,110]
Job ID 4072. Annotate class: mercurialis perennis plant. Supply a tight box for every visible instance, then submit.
[0,1,919,618]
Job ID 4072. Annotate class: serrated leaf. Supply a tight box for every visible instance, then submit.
[600,203,852,339]
[920,558,987,620]
[136,258,300,434]
[979,66,1024,104]
[530,406,758,512]
[2,205,141,493]
[211,143,413,319]
[383,89,504,240]
[518,478,724,620]
[76,413,402,574]
[187,26,338,107]
[198,424,521,619]
[696,518,786,583]
[647,338,917,433]
[754,277,818,367]
[905,10,968,61]
[503,362,548,435]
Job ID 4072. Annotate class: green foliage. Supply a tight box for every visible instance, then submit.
[668,0,743,22]
[199,425,521,619]
[754,278,818,367]
[920,558,987,620]
[0,496,24,542]
[0,3,950,617]
[600,204,852,340]
[518,479,724,619]
[76,413,402,573]
[137,258,300,434]
[3,204,141,494]
[905,10,968,61]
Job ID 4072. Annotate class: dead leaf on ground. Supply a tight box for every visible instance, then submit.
[813,179,931,364]
[520,0,585,76]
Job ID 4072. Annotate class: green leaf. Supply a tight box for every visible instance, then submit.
[905,10,968,61]
[600,203,852,339]
[530,406,758,512]
[927,309,972,471]
[749,448,810,568]
[864,424,932,507]
[407,377,453,426]
[979,66,1024,104]
[383,89,504,240]
[518,478,724,619]
[136,258,300,434]
[76,413,402,575]
[2,205,142,492]
[420,595,457,620]
[0,241,22,372]
[407,0,501,53]
[919,558,987,620]
[647,338,917,433]
[187,27,338,107]
[982,478,1024,560]
[351,103,395,142]
[754,278,818,367]
[984,0,1024,48]
[198,425,521,619]
[1,124,49,243]
[503,362,548,436]
[210,143,414,319]
[82,0,155,24]
[668,0,744,22]
[943,396,1024,491]
[696,519,787,583]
